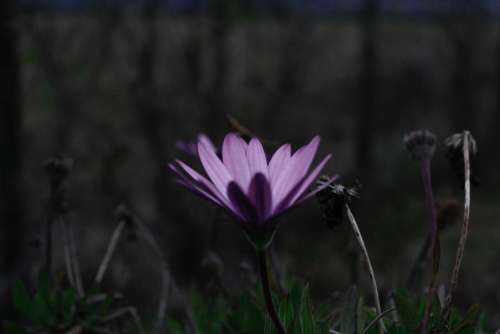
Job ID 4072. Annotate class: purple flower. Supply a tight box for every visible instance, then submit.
[175,133,217,158]
[169,133,334,235]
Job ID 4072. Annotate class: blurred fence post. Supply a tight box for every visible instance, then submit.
[0,0,24,318]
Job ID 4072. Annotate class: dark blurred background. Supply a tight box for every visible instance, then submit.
[2,0,500,329]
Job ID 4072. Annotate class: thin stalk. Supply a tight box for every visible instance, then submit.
[67,217,84,297]
[442,131,472,322]
[133,211,196,334]
[345,205,385,334]
[420,157,440,334]
[257,249,286,334]
[362,308,396,334]
[95,219,126,285]
[60,217,76,289]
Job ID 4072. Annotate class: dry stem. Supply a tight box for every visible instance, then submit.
[345,204,386,334]
[442,131,472,322]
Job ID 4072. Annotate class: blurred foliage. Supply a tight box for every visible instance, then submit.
[165,279,487,334]
[6,274,140,334]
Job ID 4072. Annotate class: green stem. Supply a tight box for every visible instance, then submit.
[257,249,286,334]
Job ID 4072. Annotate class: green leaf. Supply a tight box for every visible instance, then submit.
[61,288,77,325]
[12,281,32,319]
[299,284,315,334]
[341,286,359,334]
[392,289,421,333]
[356,296,366,334]
[449,304,481,334]
[36,272,53,307]
[31,291,55,326]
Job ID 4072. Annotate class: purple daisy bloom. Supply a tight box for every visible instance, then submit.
[169,133,334,244]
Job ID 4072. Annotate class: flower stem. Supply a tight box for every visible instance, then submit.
[442,131,472,322]
[420,157,440,333]
[345,205,385,334]
[257,249,286,334]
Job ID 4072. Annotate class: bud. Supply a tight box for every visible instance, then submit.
[403,130,437,161]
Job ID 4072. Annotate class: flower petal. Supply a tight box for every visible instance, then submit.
[198,133,217,154]
[222,133,251,190]
[198,137,233,196]
[273,136,320,203]
[273,154,332,215]
[247,138,269,179]
[168,162,223,206]
[268,144,291,188]
[227,181,258,223]
[248,173,273,224]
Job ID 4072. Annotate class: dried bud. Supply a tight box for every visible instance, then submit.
[316,176,359,229]
[444,131,479,187]
[115,204,137,241]
[44,156,73,182]
[44,156,73,214]
[403,130,437,161]
[445,132,477,156]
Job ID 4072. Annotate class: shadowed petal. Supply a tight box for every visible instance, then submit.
[273,153,332,215]
[222,133,251,190]
[198,138,233,195]
[273,136,320,203]
[268,144,291,188]
[169,163,223,206]
[247,138,269,179]
[248,173,273,224]
[227,181,257,223]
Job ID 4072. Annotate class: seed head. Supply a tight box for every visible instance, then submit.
[316,176,359,229]
[444,131,479,187]
[444,132,477,156]
[403,130,437,161]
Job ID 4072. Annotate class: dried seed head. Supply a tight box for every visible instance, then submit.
[444,131,479,187]
[44,156,74,182]
[444,132,477,156]
[115,204,137,241]
[44,156,73,214]
[316,176,359,229]
[403,130,437,161]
